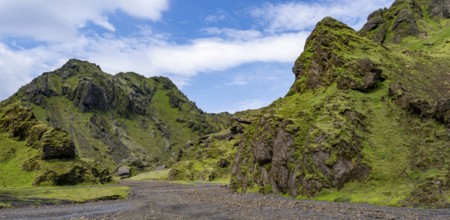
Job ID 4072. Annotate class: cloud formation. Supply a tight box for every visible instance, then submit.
[0,0,395,102]
[251,0,394,32]
[0,0,169,41]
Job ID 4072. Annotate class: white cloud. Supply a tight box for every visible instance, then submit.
[203,28,262,40]
[117,0,169,20]
[0,29,309,101]
[0,44,35,99]
[226,99,270,113]
[0,0,169,41]
[145,32,309,76]
[251,0,394,32]
[0,0,396,105]
[204,10,229,23]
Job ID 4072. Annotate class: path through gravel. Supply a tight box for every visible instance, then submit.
[1,181,449,219]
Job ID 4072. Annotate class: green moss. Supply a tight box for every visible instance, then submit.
[130,169,170,181]
[0,185,129,207]
[0,134,37,187]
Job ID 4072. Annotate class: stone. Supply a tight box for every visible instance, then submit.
[118,166,131,179]
[429,0,450,18]
[337,59,385,92]
[72,80,109,112]
[217,158,230,168]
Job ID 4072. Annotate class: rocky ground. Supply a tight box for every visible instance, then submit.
[0,181,449,220]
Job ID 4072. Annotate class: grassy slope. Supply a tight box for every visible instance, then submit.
[0,185,128,208]
[0,134,129,208]
[231,4,449,206]
[0,134,37,187]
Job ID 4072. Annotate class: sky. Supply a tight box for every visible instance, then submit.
[0,0,395,113]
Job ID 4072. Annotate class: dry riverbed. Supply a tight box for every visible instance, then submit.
[1,181,449,219]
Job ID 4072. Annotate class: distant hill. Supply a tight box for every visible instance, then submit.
[0,59,231,186]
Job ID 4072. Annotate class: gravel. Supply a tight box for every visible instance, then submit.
[1,181,449,219]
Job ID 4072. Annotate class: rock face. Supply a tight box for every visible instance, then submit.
[0,104,110,185]
[231,98,371,196]
[0,105,75,160]
[1,59,232,185]
[289,17,383,95]
[429,0,450,18]
[72,79,110,112]
[231,0,450,207]
[359,0,426,43]
[360,9,387,43]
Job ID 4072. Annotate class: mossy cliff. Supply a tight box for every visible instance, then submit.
[0,59,231,186]
[231,0,450,208]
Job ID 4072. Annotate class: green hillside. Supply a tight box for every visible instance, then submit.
[0,59,231,186]
[231,0,449,208]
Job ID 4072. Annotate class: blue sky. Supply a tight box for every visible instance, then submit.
[0,0,394,113]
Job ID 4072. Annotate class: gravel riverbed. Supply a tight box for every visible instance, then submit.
[1,181,449,219]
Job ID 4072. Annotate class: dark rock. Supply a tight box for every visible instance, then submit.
[22,74,59,105]
[118,166,131,179]
[91,167,112,184]
[289,17,356,94]
[72,79,109,112]
[337,59,385,92]
[392,8,419,43]
[54,165,88,185]
[40,128,76,160]
[362,9,386,32]
[388,82,435,118]
[232,116,252,124]
[0,105,36,140]
[429,0,450,18]
[232,104,370,197]
[360,9,387,43]
[435,98,450,125]
[217,158,230,168]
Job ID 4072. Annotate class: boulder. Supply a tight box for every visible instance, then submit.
[40,128,76,160]
[118,166,131,179]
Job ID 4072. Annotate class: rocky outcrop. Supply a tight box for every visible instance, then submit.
[359,9,387,43]
[391,5,420,43]
[429,0,450,18]
[231,97,371,197]
[39,128,75,160]
[290,17,350,92]
[0,105,75,160]
[388,82,450,125]
[72,79,110,112]
[360,0,427,44]
[289,18,383,95]
[0,104,111,185]
[337,59,385,92]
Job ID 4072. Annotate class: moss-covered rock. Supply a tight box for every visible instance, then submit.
[1,59,232,178]
[231,0,450,208]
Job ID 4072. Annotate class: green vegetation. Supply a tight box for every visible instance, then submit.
[0,134,37,187]
[0,185,129,208]
[0,0,449,209]
[231,0,450,208]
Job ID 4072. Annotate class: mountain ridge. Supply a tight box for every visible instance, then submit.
[0,59,232,186]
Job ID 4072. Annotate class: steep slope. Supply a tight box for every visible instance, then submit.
[0,59,231,186]
[231,0,449,207]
